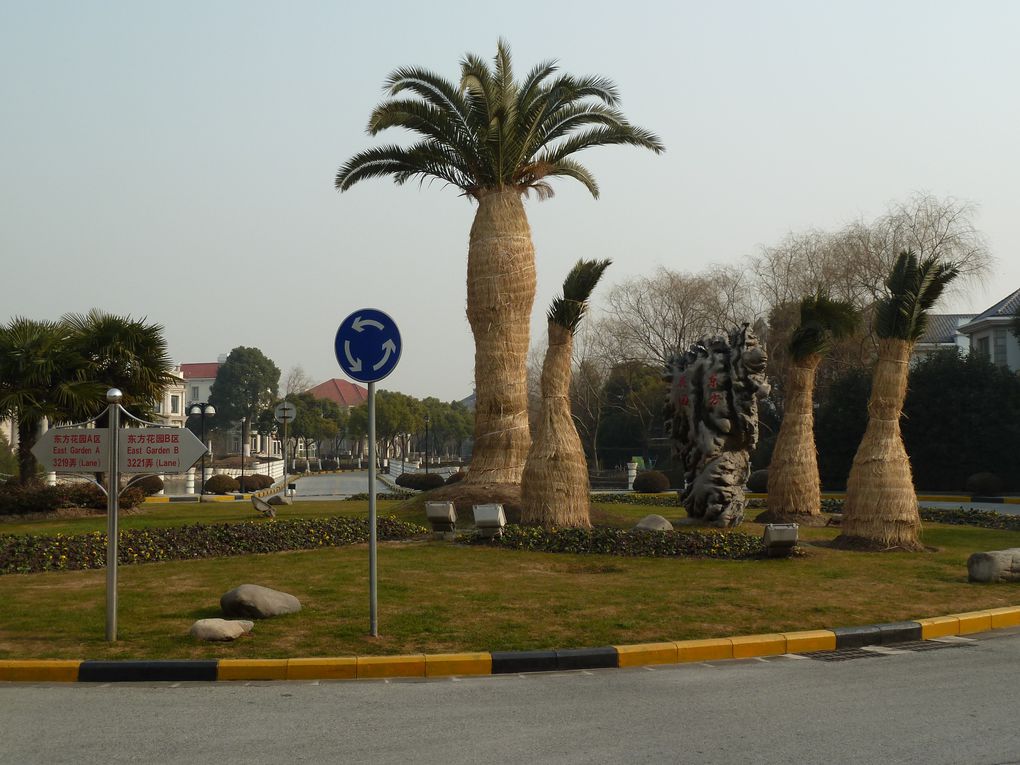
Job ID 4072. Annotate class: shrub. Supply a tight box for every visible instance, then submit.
[593,492,679,507]
[0,482,144,516]
[965,472,1004,496]
[470,524,764,559]
[395,472,445,491]
[320,458,338,471]
[204,474,239,495]
[0,516,428,575]
[746,469,769,493]
[632,470,670,493]
[445,471,466,485]
[133,475,164,496]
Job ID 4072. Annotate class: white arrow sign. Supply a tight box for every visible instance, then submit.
[32,428,109,473]
[120,428,206,474]
[352,315,385,332]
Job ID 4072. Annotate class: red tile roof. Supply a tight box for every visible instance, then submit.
[306,379,369,408]
[180,363,221,379]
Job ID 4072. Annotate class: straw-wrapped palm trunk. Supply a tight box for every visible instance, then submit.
[334,41,662,486]
[767,296,857,521]
[837,251,959,551]
[521,259,610,528]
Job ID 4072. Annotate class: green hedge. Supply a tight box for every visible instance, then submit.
[471,524,764,559]
[593,493,679,507]
[0,516,427,575]
[0,482,145,517]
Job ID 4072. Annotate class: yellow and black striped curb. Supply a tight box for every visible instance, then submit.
[3,606,1017,683]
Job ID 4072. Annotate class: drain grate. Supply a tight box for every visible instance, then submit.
[888,640,974,653]
[805,648,890,662]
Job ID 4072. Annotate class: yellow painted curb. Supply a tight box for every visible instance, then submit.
[286,657,357,680]
[143,496,171,504]
[731,634,787,658]
[614,642,679,668]
[218,659,289,681]
[0,660,80,682]
[783,630,836,653]
[917,494,968,503]
[987,607,1020,629]
[357,654,426,679]
[916,615,960,639]
[677,638,733,662]
[953,610,994,635]
[425,653,492,677]
[1005,498,1020,505]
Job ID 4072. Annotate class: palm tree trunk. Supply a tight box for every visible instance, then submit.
[766,354,821,519]
[840,339,922,550]
[521,323,591,528]
[16,418,39,485]
[464,189,535,485]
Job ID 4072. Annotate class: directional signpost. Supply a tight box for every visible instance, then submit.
[31,389,208,641]
[274,401,297,496]
[334,308,402,637]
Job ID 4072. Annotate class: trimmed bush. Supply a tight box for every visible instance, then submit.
[593,493,679,507]
[471,524,764,559]
[236,474,272,492]
[0,516,428,575]
[0,482,144,516]
[632,470,670,493]
[395,472,446,491]
[746,469,769,493]
[445,470,467,485]
[965,472,1004,496]
[204,474,239,495]
[133,475,164,496]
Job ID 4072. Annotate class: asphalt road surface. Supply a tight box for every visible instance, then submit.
[290,471,393,500]
[3,630,1019,765]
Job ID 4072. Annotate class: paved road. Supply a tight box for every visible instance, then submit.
[3,630,1020,765]
[291,471,393,501]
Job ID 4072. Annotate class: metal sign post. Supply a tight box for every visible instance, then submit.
[105,389,122,642]
[275,401,297,497]
[32,388,209,642]
[334,308,401,638]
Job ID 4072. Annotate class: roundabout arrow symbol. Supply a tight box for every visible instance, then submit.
[373,339,397,371]
[344,340,362,372]
[352,316,385,332]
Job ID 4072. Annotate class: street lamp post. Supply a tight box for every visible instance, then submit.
[240,416,247,493]
[188,402,216,500]
[424,413,430,475]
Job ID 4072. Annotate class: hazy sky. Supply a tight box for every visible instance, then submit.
[2,1,1018,402]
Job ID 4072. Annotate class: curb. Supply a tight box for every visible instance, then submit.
[3,606,1018,684]
[745,492,1020,505]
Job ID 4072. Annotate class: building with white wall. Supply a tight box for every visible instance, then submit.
[958,288,1020,372]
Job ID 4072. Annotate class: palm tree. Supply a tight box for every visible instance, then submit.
[766,295,857,521]
[335,40,663,485]
[521,259,611,528]
[837,251,960,550]
[62,309,178,421]
[0,318,102,483]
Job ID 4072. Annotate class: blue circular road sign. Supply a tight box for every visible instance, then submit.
[334,308,402,383]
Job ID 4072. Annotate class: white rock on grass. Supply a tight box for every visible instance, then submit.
[221,584,302,619]
[968,548,1020,583]
[190,618,254,642]
[633,514,674,532]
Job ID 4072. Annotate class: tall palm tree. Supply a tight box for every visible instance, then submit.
[521,259,611,528]
[62,309,177,421]
[837,251,959,551]
[0,318,102,483]
[766,295,857,521]
[335,40,663,485]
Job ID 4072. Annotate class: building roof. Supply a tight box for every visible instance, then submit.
[180,362,221,379]
[958,288,1020,335]
[917,314,975,345]
[306,379,369,408]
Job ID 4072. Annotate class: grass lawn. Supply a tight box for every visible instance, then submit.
[1,499,1018,660]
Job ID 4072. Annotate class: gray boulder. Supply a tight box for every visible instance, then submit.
[267,494,292,506]
[221,584,302,619]
[190,618,254,642]
[633,514,674,532]
[968,548,1020,583]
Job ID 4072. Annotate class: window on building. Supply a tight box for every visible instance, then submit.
[977,336,991,359]
[154,400,162,414]
[191,386,199,400]
[171,395,180,414]
[994,329,1008,366]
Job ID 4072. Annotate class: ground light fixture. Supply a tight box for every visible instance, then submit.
[187,402,216,499]
[473,503,506,539]
[762,523,798,557]
[425,501,457,540]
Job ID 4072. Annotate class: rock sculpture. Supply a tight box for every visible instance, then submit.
[666,322,769,527]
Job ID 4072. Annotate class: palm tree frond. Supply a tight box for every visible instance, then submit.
[789,294,859,360]
[547,259,612,332]
[876,250,961,341]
